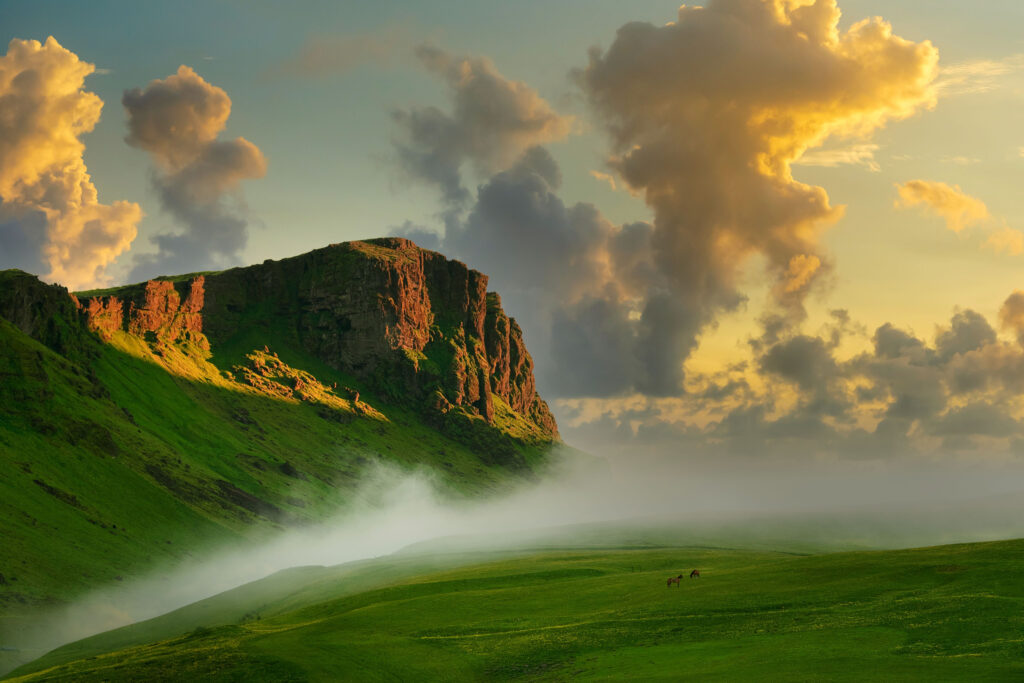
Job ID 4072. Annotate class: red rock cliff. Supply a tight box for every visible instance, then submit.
[79,239,557,442]
[84,277,207,352]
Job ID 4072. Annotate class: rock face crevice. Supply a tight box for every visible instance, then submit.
[78,238,557,441]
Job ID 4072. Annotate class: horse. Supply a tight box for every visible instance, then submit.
[690,569,700,579]
[667,574,683,587]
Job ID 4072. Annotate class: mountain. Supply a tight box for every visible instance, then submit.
[0,238,559,645]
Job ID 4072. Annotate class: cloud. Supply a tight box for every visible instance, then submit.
[0,37,142,289]
[759,333,847,416]
[935,309,996,362]
[392,45,573,210]
[549,296,642,396]
[272,25,414,78]
[564,299,1024,460]
[123,66,266,279]
[589,170,617,190]
[930,402,1021,438]
[576,0,938,388]
[985,227,1024,255]
[896,181,1024,257]
[779,254,822,295]
[449,149,611,300]
[941,156,980,166]
[936,54,1024,96]
[896,180,989,233]
[794,143,881,171]
[999,291,1024,345]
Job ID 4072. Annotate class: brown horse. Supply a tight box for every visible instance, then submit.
[667,574,683,587]
[690,569,700,578]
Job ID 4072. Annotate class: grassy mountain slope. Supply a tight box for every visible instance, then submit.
[8,537,1024,681]
[0,306,543,608]
[0,241,561,656]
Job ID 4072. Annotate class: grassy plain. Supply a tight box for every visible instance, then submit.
[8,537,1023,681]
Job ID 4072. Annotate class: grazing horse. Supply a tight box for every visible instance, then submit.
[690,569,700,579]
[667,574,683,587]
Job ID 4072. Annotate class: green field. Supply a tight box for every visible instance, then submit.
[7,537,1024,681]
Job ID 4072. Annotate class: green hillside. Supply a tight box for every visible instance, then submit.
[0,242,561,671]
[7,537,1024,681]
[0,308,536,607]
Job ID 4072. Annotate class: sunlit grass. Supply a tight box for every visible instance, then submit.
[9,539,1024,681]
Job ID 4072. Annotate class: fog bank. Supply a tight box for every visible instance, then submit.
[4,448,1024,673]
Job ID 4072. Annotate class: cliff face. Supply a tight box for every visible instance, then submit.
[78,238,557,441]
[0,270,94,364]
[83,277,206,350]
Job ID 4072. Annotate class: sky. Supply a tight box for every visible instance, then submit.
[4,0,1024,465]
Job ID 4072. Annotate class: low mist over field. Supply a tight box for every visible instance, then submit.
[8,448,1024,665]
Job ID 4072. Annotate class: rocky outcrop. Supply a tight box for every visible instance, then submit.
[83,277,207,351]
[83,297,123,341]
[126,277,205,342]
[0,270,91,362]
[230,348,383,420]
[68,238,557,442]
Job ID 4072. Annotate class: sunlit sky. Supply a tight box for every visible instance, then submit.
[5,0,1024,459]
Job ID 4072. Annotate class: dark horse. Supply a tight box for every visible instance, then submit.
[690,569,700,578]
[667,574,683,587]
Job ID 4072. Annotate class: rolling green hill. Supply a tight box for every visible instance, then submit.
[0,239,562,672]
[6,537,1024,681]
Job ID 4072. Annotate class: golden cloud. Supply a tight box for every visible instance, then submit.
[0,37,142,289]
[896,180,990,233]
[986,227,1024,256]
[780,254,822,294]
[578,0,939,376]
